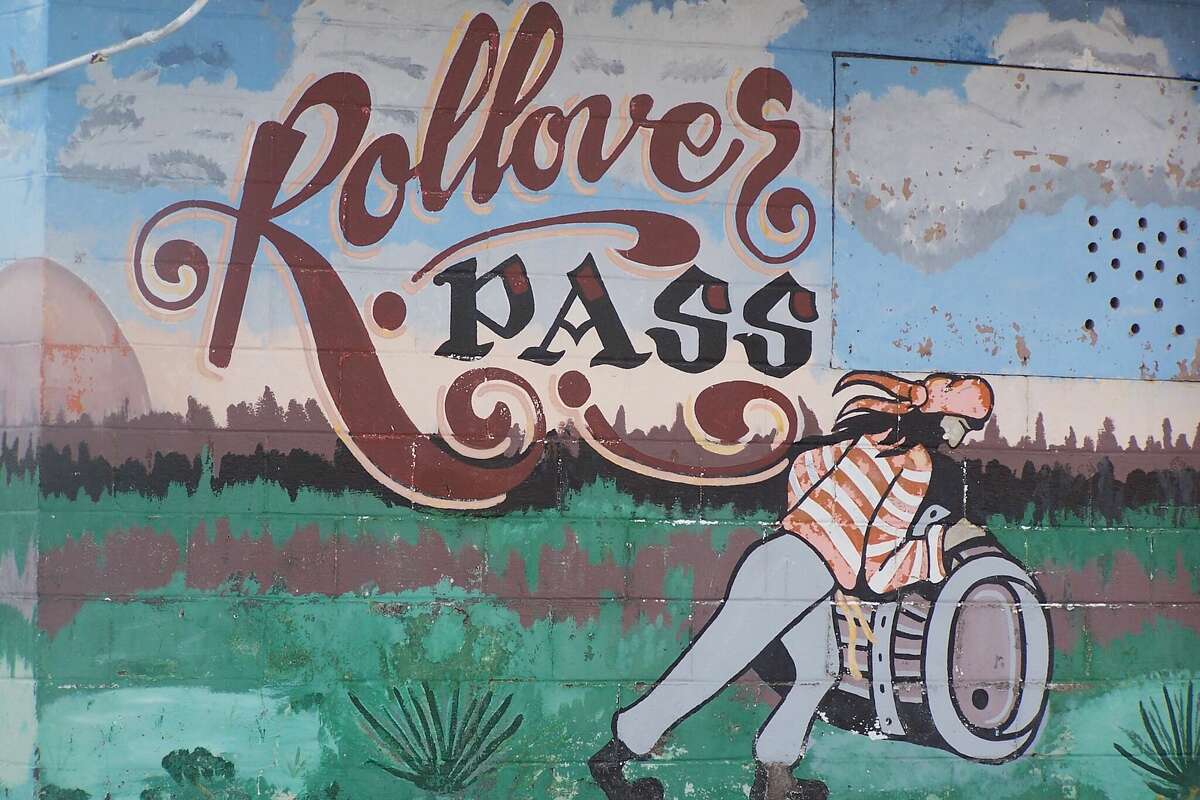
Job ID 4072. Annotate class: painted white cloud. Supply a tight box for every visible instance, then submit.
[992,8,1174,76]
[0,119,31,160]
[58,0,808,192]
[60,67,247,185]
[837,7,1199,271]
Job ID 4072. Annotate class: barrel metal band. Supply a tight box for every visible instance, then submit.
[871,600,906,736]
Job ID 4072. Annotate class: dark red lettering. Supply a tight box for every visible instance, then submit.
[648,102,743,193]
[733,67,816,264]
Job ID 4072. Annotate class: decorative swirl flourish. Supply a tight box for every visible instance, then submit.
[745,186,817,265]
[439,367,547,460]
[731,66,817,267]
[410,210,701,289]
[132,199,233,312]
[691,380,797,450]
[557,371,798,484]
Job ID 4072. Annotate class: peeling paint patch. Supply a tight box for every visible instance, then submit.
[1165,161,1184,186]
[1174,340,1200,379]
[1015,335,1031,365]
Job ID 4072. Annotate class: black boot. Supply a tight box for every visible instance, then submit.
[588,738,664,800]
[749,761,829,800]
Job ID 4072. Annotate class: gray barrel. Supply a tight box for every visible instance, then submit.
[821,541,1052,763]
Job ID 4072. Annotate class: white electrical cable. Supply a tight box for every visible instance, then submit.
[0,0,210,89]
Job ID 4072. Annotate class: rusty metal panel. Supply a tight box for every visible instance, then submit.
[832,55,1198,379]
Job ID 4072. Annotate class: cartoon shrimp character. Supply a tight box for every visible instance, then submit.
[590,371,995,800]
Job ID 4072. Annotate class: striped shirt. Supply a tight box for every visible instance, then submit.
[780,434,946,595]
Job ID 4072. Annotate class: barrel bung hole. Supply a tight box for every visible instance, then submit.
[972,689,990,710]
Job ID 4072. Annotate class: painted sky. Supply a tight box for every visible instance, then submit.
[1,0,1197,436]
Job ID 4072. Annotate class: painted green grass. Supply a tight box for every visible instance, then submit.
[26,578,1200,799]
[9,458,1200,797]
[16,455,1200,593]
[1114,681,1200,799]
[0,462,37,573]
[991,515,1200,591]
[31,459,775,592]
[349,681,524,792]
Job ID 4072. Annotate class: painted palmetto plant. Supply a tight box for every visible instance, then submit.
[348,683,524,794]
[1114,681,1200,799]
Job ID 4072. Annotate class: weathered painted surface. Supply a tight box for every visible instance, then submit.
[0,1,1198,798]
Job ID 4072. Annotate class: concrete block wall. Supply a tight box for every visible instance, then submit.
[1,1,1197,798]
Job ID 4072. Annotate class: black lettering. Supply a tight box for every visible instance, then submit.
[519,254,650,368]
[646,265,730,373]
[435,255,535,359]
[733,273,817,378]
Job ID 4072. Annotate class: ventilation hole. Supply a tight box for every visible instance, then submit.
[1111,257,1121,269]
[1088,242,1099,253]
[1154,297,1164,310]
[1088,214,1099,226]
[1112,228,1122,240]
[1137,242,1147,253]
[1156,259,1165,271]
[1181,219,1189,233]
[1176,324,1186,335]
[1179,247,1188,258]
[1084,319,1095,330]
[1158,231,1167,243]
[1087,271,1097,283]
[1135,270,1144,280]
[1110,297,1120,309]
[1138,217,1148,229]
[1130,323,1140,334]
[1178,274,1187,284]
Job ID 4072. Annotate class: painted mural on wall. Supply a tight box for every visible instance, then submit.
[0,1,1197,799]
